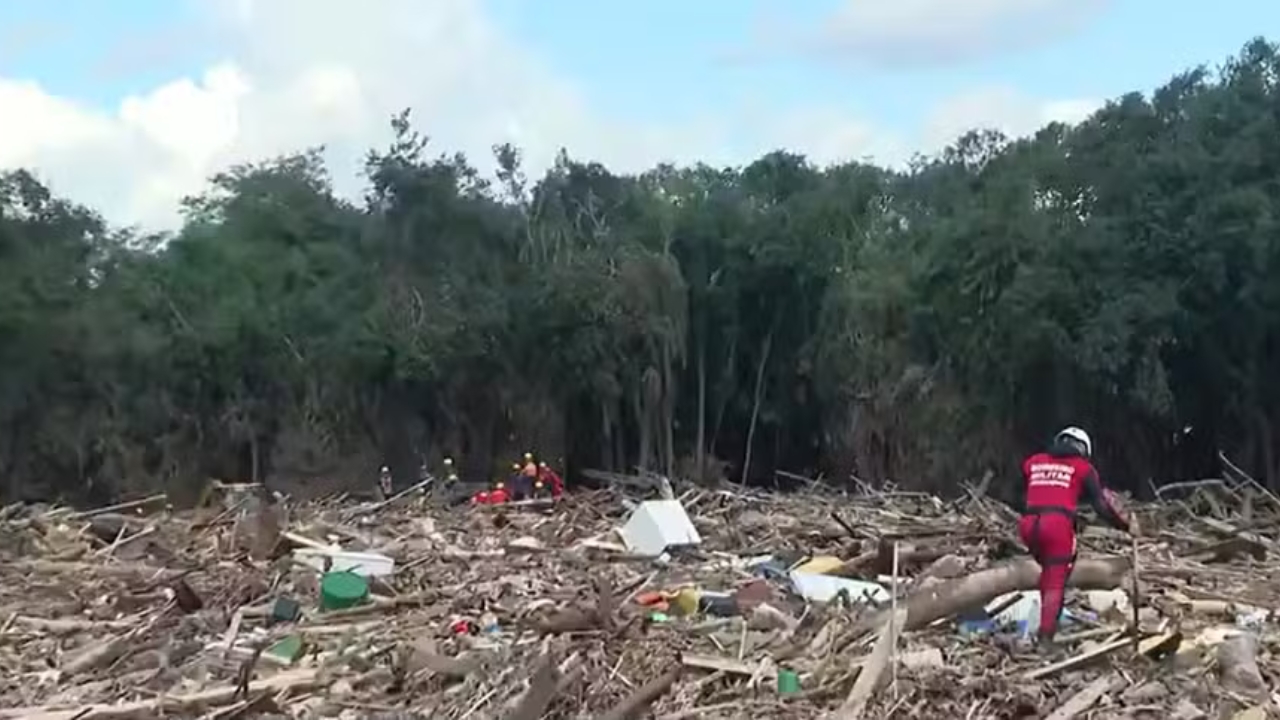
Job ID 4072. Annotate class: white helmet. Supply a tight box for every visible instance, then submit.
[1055,427,1092,457]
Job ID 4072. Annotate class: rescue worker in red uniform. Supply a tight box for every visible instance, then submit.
[1019,426,1138,646]
[537,462,564,498]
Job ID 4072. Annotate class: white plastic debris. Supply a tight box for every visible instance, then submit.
[619,500,702,556]
[990,591,1041,634]
[1084,588,1131,615]
[790,572,889,604]
[988,591,1087,636]
[293,548,395,577]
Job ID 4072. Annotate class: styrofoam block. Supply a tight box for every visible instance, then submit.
[619,500,702,556]
[790,572,889,604]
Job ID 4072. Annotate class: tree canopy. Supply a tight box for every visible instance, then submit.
[4,40,1280,503]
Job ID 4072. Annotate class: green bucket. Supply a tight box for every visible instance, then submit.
[319,571,369,612]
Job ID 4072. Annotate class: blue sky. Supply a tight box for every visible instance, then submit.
[2,0,1277,131]
[2,0,1279,228]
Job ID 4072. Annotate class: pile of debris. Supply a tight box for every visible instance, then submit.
[0,467,1278,719]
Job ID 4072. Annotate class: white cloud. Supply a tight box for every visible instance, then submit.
[822,0,1112,67]
[922,87,1101,150]
[0,0,1097,230]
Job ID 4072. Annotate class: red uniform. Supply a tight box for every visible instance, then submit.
[471,487,510,505]
[1019,444,1128,639]
[538,467,564,497]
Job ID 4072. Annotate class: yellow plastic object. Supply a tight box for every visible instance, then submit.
[670,587,700,616]
[794,555,845,575]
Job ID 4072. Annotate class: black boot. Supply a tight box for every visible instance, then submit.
[1035,631,1060,656]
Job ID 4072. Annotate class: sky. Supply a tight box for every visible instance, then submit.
[0,0,1277,230]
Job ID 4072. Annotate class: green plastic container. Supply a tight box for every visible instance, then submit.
[266,634,304,663]
[319,571,369,611]
[776,668,800,695]
[269,597,301,624]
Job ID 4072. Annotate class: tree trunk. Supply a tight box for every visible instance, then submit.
[661,340,676,480]
[600,400,613,472]
[709,333,737,460]
[631,381,651,472]
[1255,409,1276,490]
[694,328,707,481]
[741,326,775,484]
[851,556,1130,636]
[249,434,260,483]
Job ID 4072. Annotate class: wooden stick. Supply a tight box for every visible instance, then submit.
[831,608,905,719]
[504,653,561,720]
[1130,518,1141,652]
[599,664,682,720]
[890,540,900,699]
[66,494,167,520]
[363,478,434,513]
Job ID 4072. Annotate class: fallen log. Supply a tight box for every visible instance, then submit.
[852,556,1130,635]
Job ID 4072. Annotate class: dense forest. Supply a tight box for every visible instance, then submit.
[3,39,1279,504]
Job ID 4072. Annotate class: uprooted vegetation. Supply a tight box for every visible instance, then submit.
[0,469,1278,719]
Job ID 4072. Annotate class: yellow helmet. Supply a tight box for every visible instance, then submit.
[524,452,534,460]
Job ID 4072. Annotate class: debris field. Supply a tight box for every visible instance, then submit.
[0,471,1278,719]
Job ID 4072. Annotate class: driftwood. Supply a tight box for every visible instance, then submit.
[830,608,905,719]
[853,556,1130,635]
[599,664,683,720]
[505,653,562,720]
[0,668,321,720]
[5,478,1280,719]
[1045,674,1125,720]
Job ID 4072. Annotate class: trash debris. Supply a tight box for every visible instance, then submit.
[619,498,702,556]
[318,570,369,611]
[0,476,1277,719]
[790,571,889,604]
[293,547,396,577]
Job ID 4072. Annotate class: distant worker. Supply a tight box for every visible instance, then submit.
[517,452,538,499]
[442,457,459,483]
[471,479,510,505]
[488,479,509,504]
[378,465,392,498]
[1019,427,1139,649]
[537,461,564,498]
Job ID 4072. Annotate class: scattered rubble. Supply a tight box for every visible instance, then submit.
[0,470,1278,719]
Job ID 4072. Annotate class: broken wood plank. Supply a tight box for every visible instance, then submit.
[1044,674,1124,720]
[830,607,905,719]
